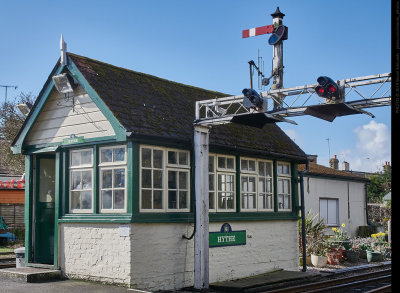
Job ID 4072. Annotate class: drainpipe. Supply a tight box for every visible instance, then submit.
[299,160,309,272]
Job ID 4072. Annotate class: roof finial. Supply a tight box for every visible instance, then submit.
[60,34,67,66]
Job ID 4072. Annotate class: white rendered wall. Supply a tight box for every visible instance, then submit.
[301,176,367,237]
[59,220,299,291]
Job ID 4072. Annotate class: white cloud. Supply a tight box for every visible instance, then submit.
[340,121,391,172]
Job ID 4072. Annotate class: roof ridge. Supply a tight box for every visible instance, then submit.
[67,52,230,97]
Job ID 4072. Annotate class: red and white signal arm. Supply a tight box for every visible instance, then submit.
[242,24,274,38]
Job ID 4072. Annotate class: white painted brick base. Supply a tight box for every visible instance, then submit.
[59,220,298,291]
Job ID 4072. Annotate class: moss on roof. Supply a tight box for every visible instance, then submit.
[68,53,307,160]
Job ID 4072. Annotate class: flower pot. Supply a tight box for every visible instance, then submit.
[327,251,340,265]
[367,250,381,263]
[311,254,328,268]
[345,250,360,263]
[359,250,367,259]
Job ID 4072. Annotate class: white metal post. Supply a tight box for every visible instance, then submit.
[193,124,210,290]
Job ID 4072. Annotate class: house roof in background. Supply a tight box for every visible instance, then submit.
[68,53,307,160]
[298,162,369,182]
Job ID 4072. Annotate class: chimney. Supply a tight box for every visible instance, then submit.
[383,161,391,172]
[307,154,317,164]
[342,161,350,171]
[329,155,339,169]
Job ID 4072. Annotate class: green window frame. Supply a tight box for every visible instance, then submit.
[69,148,94,213]
[99,145,127,213]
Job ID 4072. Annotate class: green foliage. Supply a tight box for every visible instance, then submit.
[299,212,328,256]
[0,92,35,174]
[367,166,391,203]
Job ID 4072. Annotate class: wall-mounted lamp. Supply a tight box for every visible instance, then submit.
[52,73,76,94]
[16,102,32,117]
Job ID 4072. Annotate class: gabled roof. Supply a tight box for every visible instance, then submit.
[298,162,369,182]
[13,53,307,161]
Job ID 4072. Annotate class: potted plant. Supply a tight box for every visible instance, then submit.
[299,212,327,266]
[344,245,360,263]
[310,239,329,268]
[367,232,387,262]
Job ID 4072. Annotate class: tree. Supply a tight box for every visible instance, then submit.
[0,93,35,174]
[367,164,391,203]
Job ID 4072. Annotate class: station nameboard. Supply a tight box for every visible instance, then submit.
[209,223,246,247]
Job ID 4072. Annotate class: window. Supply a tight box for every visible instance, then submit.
[277,161,291,211]
[241,158,273,211]
[320,198,339,226]
[70,149,93,213]
[99,145,127,212]
[140,146,190,212]
[167,149,190,211]
[209,154,235,212]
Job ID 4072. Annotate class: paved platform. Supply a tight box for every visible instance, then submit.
[0,266,62,282]
[208,268,321,292]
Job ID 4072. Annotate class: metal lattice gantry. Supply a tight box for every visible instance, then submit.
[194,72,391,126]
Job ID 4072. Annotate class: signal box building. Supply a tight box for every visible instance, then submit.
[12,52,307,291]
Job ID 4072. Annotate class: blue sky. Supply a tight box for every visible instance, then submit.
[0,0,391,172]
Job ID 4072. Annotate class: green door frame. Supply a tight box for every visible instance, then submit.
[25,153,60,269]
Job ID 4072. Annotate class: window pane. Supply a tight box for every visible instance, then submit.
[114,148,125,162]
[71,171,81,190]
[258,178,265,192]
[168,171,177,189]
[179,191,187,209]
[153,150,163,169]
[327,200,338,225]
[81,151,92,165]
[218,193,226,209]
[153,190,163,209]
[266,163,272,177]
[209,174,214,191]
[71,152,80,166]
[258,162,265,176]
[179,171,187,189]
[71,191,81,209]
[153,170,163,189]
[227,158,234,170]
[248,177,255,192]
[114,169,125,188]
[278,195,284,209]
[209,192,215,209]
[218,157,225,169]
[142,148,151,167]
[142,169,152,188]
[102,190,112,209]
[102,170,113,188]
[241,159,248,171]
[227,194,234,209]
[114,190,125,209]
[209,156,214,172]
[179,152,188,166]
[82,171,92,189]
[142,190,152,209]
[168,151,177,165]
[284,195,290,209]
[248,160,255,171]
[101,149,113,163]
[81,191,92,209]
[168,191,177,209]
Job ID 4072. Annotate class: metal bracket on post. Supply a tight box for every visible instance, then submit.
[193,124,210,290]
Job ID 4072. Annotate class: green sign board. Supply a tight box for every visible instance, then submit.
[62,135,84,145]
[209,223,246,247]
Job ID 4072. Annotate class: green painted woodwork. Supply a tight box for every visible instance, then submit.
[34,155,56,265]
[24,155,33,264]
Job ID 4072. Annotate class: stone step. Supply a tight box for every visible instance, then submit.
[0,267,62,282]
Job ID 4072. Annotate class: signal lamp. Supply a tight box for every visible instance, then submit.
[242,88,264,108]
[315,76,339,99]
